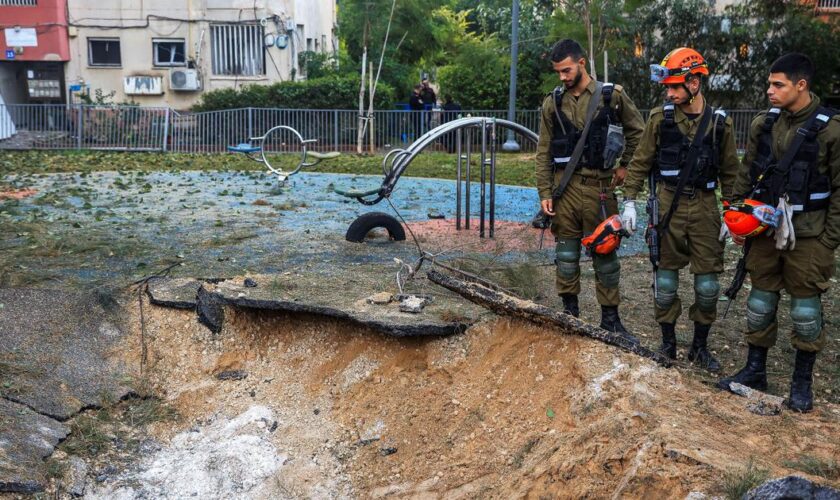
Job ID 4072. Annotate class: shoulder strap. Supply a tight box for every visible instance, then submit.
[552,86,567,135]
[551,82,605,202]
[658,106,714,235]
[777,107,832,173]
[602,83,616,121]
[750,107,829,198]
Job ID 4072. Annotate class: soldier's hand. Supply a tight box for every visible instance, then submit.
[610,166,628,189]
[541,199,555,216]
[732,234,746,246]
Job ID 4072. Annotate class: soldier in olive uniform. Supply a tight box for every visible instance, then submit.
[621,48,740,371]
[536,39,645,340]
[718,53,840,412]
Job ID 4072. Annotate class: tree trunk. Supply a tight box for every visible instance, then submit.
[427,269,672,367]
[356,47,367,154]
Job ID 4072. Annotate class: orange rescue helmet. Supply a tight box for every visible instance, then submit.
[650,47,709,84]
[582,215,627,255]
[723,199,780,238]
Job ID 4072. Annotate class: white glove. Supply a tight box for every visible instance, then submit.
[775,196,796,250]
[719,222,730,242]
[621,200,637,235]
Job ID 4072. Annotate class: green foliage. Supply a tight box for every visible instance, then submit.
[608,0,840,109]
[193,74,395,111]
[437,34,510,109]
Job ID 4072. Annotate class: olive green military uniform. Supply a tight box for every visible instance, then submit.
[535,80,645,306]
[623,104,740,325]
[734,95,840,352]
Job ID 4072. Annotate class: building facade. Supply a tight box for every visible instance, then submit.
[1,0,337,109]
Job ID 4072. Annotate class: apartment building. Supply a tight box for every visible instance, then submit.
[1,0,337,109]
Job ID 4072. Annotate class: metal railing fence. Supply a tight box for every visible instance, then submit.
[1,103,761,154]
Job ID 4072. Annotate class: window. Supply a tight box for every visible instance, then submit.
[210,24,264,76]
[0,0,37,5]
[153,39,186,67]
[88,38,121,67]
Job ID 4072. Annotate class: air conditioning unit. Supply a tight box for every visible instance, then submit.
[169,68,201,91]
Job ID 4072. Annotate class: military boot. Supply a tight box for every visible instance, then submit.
[788,349,817,413]
[599,306,639,345]
[659,322,677,359]
[561,294,579,318]
[688,322,721,372]
[717,344,768,391]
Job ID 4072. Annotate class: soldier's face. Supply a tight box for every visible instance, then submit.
[552,57,585,89]
[766,72,806,109]
[664,84,690,104]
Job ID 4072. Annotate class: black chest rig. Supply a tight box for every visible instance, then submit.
[549,83,617,171]
[750,106,835,212]
[656,103,726,191]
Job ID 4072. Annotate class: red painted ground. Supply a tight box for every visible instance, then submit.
[401,218,550,253]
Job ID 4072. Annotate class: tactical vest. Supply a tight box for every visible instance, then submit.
[749,106,836,212]
[655,103,727,191]
[549,83,617,171]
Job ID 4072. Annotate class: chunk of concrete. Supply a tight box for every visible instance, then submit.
[728,382,785,416]
[146,277,202,309]
[208,267,484,337]
[0,398,70,493]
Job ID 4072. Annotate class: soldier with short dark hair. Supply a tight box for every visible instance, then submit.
[718,53,840,412]
[535,39,645,341]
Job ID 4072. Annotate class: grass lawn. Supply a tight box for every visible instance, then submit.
[0,150,539,188]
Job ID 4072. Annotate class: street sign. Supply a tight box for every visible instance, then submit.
[5,49,14,60]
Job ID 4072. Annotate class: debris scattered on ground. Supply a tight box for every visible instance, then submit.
[215,370,248,381]
[399,295,428,313]
[728,382,786,416]
[366,292,393,305]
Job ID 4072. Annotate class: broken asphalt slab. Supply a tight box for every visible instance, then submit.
[0,288,132,420]
[147,264,487,337]
[0,398,70,493]
[0,288,133,493]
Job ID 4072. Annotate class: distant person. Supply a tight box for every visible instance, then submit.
[420,79,437,108]
[409,84,424,139]
[420,79,437,129]
[442,95,462,153]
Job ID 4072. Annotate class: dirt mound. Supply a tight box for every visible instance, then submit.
[112,299,840,498]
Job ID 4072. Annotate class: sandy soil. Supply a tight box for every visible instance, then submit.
[107,288,840,498]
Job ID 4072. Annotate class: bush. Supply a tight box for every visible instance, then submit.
[437,36,510,109]
[193,74,395,111]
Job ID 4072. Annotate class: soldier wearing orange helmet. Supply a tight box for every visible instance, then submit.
[718,53,840,413]
[620,47,740,371]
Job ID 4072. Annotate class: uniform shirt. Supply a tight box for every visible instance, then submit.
[535,79,645,201]
[735,94,840,249]
[623,102,740,201]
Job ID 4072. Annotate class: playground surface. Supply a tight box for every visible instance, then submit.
[2,165,840,497]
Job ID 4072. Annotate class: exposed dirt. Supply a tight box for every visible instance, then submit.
[105,290,840,498]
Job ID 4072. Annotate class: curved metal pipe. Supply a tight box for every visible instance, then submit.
[357,117,538,204]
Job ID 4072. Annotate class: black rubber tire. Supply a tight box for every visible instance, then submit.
[345,212,406,243]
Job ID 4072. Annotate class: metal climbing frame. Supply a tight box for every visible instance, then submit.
[339,117,538,238]
[228,125,340,182]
